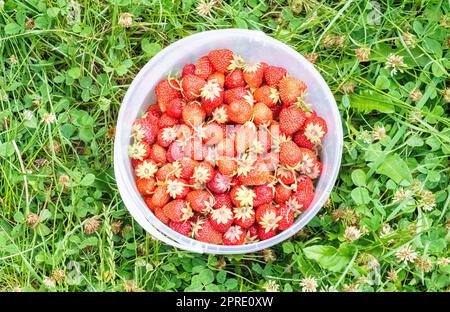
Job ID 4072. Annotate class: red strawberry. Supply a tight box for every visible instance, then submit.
[146,104,161,118]
[166,98,184,119]
[253,85,279,108]
[225,70,245,89]
[238,161,273,186]
[217,159,238,177]
[155,79,181,112]
[169,220,192,236]
[182,101,206,127]
[243,62,266,88]
[131,159,143,169]
[276,168,295,185]
[224,87,250,104]
[279,106,306,135]
[182,74,206,101]
[128,141,151,161]
[156,126,176,147]
[277,203,294,231]
[190,162,214,185]
[257,226,276,240]
[233,206,255,229]
[186,189,214,213]
[246,225,259,243]
[192,218,223,244]
[208,49,234,73]
[293,130,315,149]
[201,79,224,115]
[216,134,236,158]
[223,225,246,245]
[135,159,158,179]
[203,122,224,145]
[253,184,274,207]
[208,72,225,87]
[270,102,283,119]
[274,183,292,204]
[162,199,193,222]
[209,205,234,233]
[213,193,232,209]
[293,175,315,210]
[166,178,189,199]
[150,185,170,208]
[264,66,287,86]
[253,102,273,125]
[257,129,272,154]
[230,185,255,207]
[178,158,198,180]
[144,196,155,211]
[256,203,280,237]
[279,141,302,167]
[150,143,167,165]
[303,116,328,144]
[195,56,214,80]
[229,100,252,124]
[156,163,177,181]
[136,177,156,195]
[166,141,184,162]
[132,115,158,145]
[235,124,256,154]
[278,76,307,106]
[158,113,178,129]
[182,64,196,78]
[154,207,170,225]
[207,171,232,194]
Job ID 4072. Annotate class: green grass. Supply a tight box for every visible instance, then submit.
[0,0,449,292]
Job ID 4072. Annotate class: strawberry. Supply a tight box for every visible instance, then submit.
[176,124,192,141]
[155,79,181,112]
[128,141,151,161]
[208,72,225,87]
[278,76,307,106]
[223,225,246,245]
[207,171,232,194]
[136,177,156,195]
[162,199,193,222]
[195,56,214,80]
[296,175,314,193]
[150,144,167,165]
[255,203,281,234]
[132,115,159,145]
[279,106,306,135]
[303,116,328,144]
[182,101,206,127]
[150,185,170,208]
[257,226,276,240]
[213,193,232,209]
[181,64,196,77]
[211,105,230,124]
[229,100,253,124]
[217,159,238,177]
[146,104,161,118]
[256,129,272,154]
[299,147,317,161]
[274,183,292,204]
[238,161,273,186]
[243,62,266,88]
[166,98,184,119]
[156,126,176,147]
[252,102,273,125]
[225,70,245,89]
[144,196,156,211]
[234,124,256,154]
[181,74,206,101]
[253,85,279,108]
[230,185,255,207]
[166,178,189,199]
[178,158,198,180]
[216,134,236,158]
[135,159,158,179]
[292,175,315,210]
[192,218,223,244]
[156,163,178,181]
[208,49,234,73]
[203,122,224,145]
[246,225,259,243]
[154,207,170,225]
[279,141,302,167]
[209,205,234,233]
[169,220,192,236]
[297,150,321,179]
[224,87,250,104]
[158,113,178,129]
[264,65,287,86]
[293,130,315,149]
[270,102,283,119]
[253,184,274,207]
[186,189,214,213]
[201,79,224,115]
[233,206,255,229]
[166,141,184,162]
[277,203,294,231]
[190,162,214,185]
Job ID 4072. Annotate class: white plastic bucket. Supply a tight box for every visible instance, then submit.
[114,29,343,254]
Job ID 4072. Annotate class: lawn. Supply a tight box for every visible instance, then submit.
[0,0,449,292]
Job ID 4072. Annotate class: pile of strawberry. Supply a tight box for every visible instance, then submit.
[128,49,328,245]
